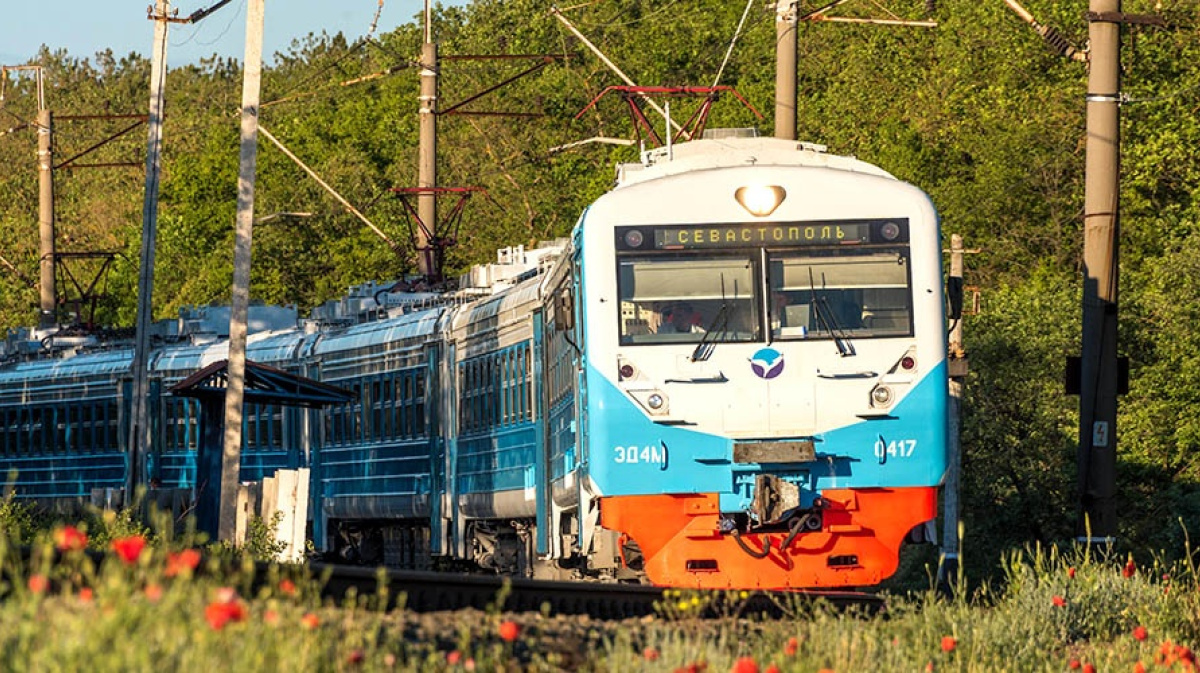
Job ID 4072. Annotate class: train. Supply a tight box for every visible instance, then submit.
[0,129,948,589]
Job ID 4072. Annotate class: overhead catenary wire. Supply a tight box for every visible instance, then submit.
[257,123,401,252]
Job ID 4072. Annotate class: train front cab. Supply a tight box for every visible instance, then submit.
[579,166,948,589]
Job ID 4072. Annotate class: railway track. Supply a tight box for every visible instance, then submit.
[310,562,885,619]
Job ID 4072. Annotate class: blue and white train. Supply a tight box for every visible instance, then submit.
[0,130,948,588]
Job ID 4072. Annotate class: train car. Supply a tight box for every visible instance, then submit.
[568,131,949,588]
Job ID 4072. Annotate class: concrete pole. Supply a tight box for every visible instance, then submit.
[417,41,438,279]
[128,0,170,495]
[417,1,438,280]
[219,0,265,542]
[774,0,798,140]
[37,108,55,328]
[1076,0,1121,544]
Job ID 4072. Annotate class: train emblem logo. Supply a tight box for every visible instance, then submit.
[749,348,785,379]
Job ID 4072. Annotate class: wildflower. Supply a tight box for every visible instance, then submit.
[165,549,201,577]
[644,648,660,662]
[347,650,365,666]
[204,600,247,630]
[384,653,397,667]
[279,578,297,595]
[54,525,88,552]
[1083,664,1096,673]
[263,609,279,626]
[214,586,238,604]
[27,574,48,594]
[301,613,319,630]
[1068,567,1076,579]
[764,666,781,673]
[111,535,146,565]
[78,587,94,603]
[1123,559,1136,578]
[447,651,462,665]
[144,583,163,602]
[1134,662,1146,673]
[941,636,957,653]
[731,657,759,673]
[925,664,934,673]
[1053,595,1067,607]
[498,620,520,642]
[674,663,708,673]
[784,636,799,656]
[1133,625,1148,641]
[1069,659,1081,670]
[464,658,476,672]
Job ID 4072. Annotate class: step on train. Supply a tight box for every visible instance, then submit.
[0,129,949,589]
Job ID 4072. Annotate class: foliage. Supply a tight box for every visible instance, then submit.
[2,519,1199,671]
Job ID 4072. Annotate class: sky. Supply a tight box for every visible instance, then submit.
[0,0,439,66]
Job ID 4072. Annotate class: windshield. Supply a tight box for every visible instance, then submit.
[768,249,912,340]
[617,255,761,345]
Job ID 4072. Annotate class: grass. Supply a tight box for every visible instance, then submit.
[0,500,1197,671]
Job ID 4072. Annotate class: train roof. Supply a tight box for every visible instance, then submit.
[614,133,896,188]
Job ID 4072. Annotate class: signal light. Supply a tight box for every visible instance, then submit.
[900,356,916,371]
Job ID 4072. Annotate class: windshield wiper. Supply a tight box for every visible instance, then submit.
[691,276,736,362]
[809,269,855,357]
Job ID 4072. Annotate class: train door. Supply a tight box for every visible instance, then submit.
[425,341,449,555]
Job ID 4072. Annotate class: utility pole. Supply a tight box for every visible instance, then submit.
[37,107,55,328]
[417,0,438,279]
[1076,0,1122,545]
[219,0,265,543]
[774,0,798,140]
[129,0,170,497]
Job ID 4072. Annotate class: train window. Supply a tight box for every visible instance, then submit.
[768,249,913,340]
[617,255,761,345]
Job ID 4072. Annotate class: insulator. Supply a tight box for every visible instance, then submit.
[1038,25,1077,59]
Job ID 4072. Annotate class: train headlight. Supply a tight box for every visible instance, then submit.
[871,385,893,408]
[647,393,665,410]
[735,185,786,217]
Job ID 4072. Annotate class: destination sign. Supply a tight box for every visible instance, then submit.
[652,222,872,249]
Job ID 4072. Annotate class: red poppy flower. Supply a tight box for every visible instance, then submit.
[1053,595,1067,607]
[78,587,94,602]
[1123,559,1137,578]
[279,578,297,595]
[731,657,759,673]
[498,620,520,642]
[764,666,781,673]
[347,650,364,666]
[644,648,660,662]
[165,549,201,577]
[1133,625,1148,641]
[27,574,48,594]
[1134,662,1147,673]
[1067,567,1076,579]
[111,535,146,565]
[784,636,799,656]
[54,525,88,552]
[447,650,462,665]
[301,612,320,630]
[674,663,708,673]
[1083,664,1096,673]
[263,609,280,626]
[204,599,247,630]
[1069,659,1081,670]
[144,583,163,602]
[941,636,957,653]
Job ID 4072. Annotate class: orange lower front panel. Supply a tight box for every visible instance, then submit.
[600,487,936,589]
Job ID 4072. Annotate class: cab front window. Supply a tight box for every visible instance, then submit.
[617,255,761,345]
[767,249,912,340]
